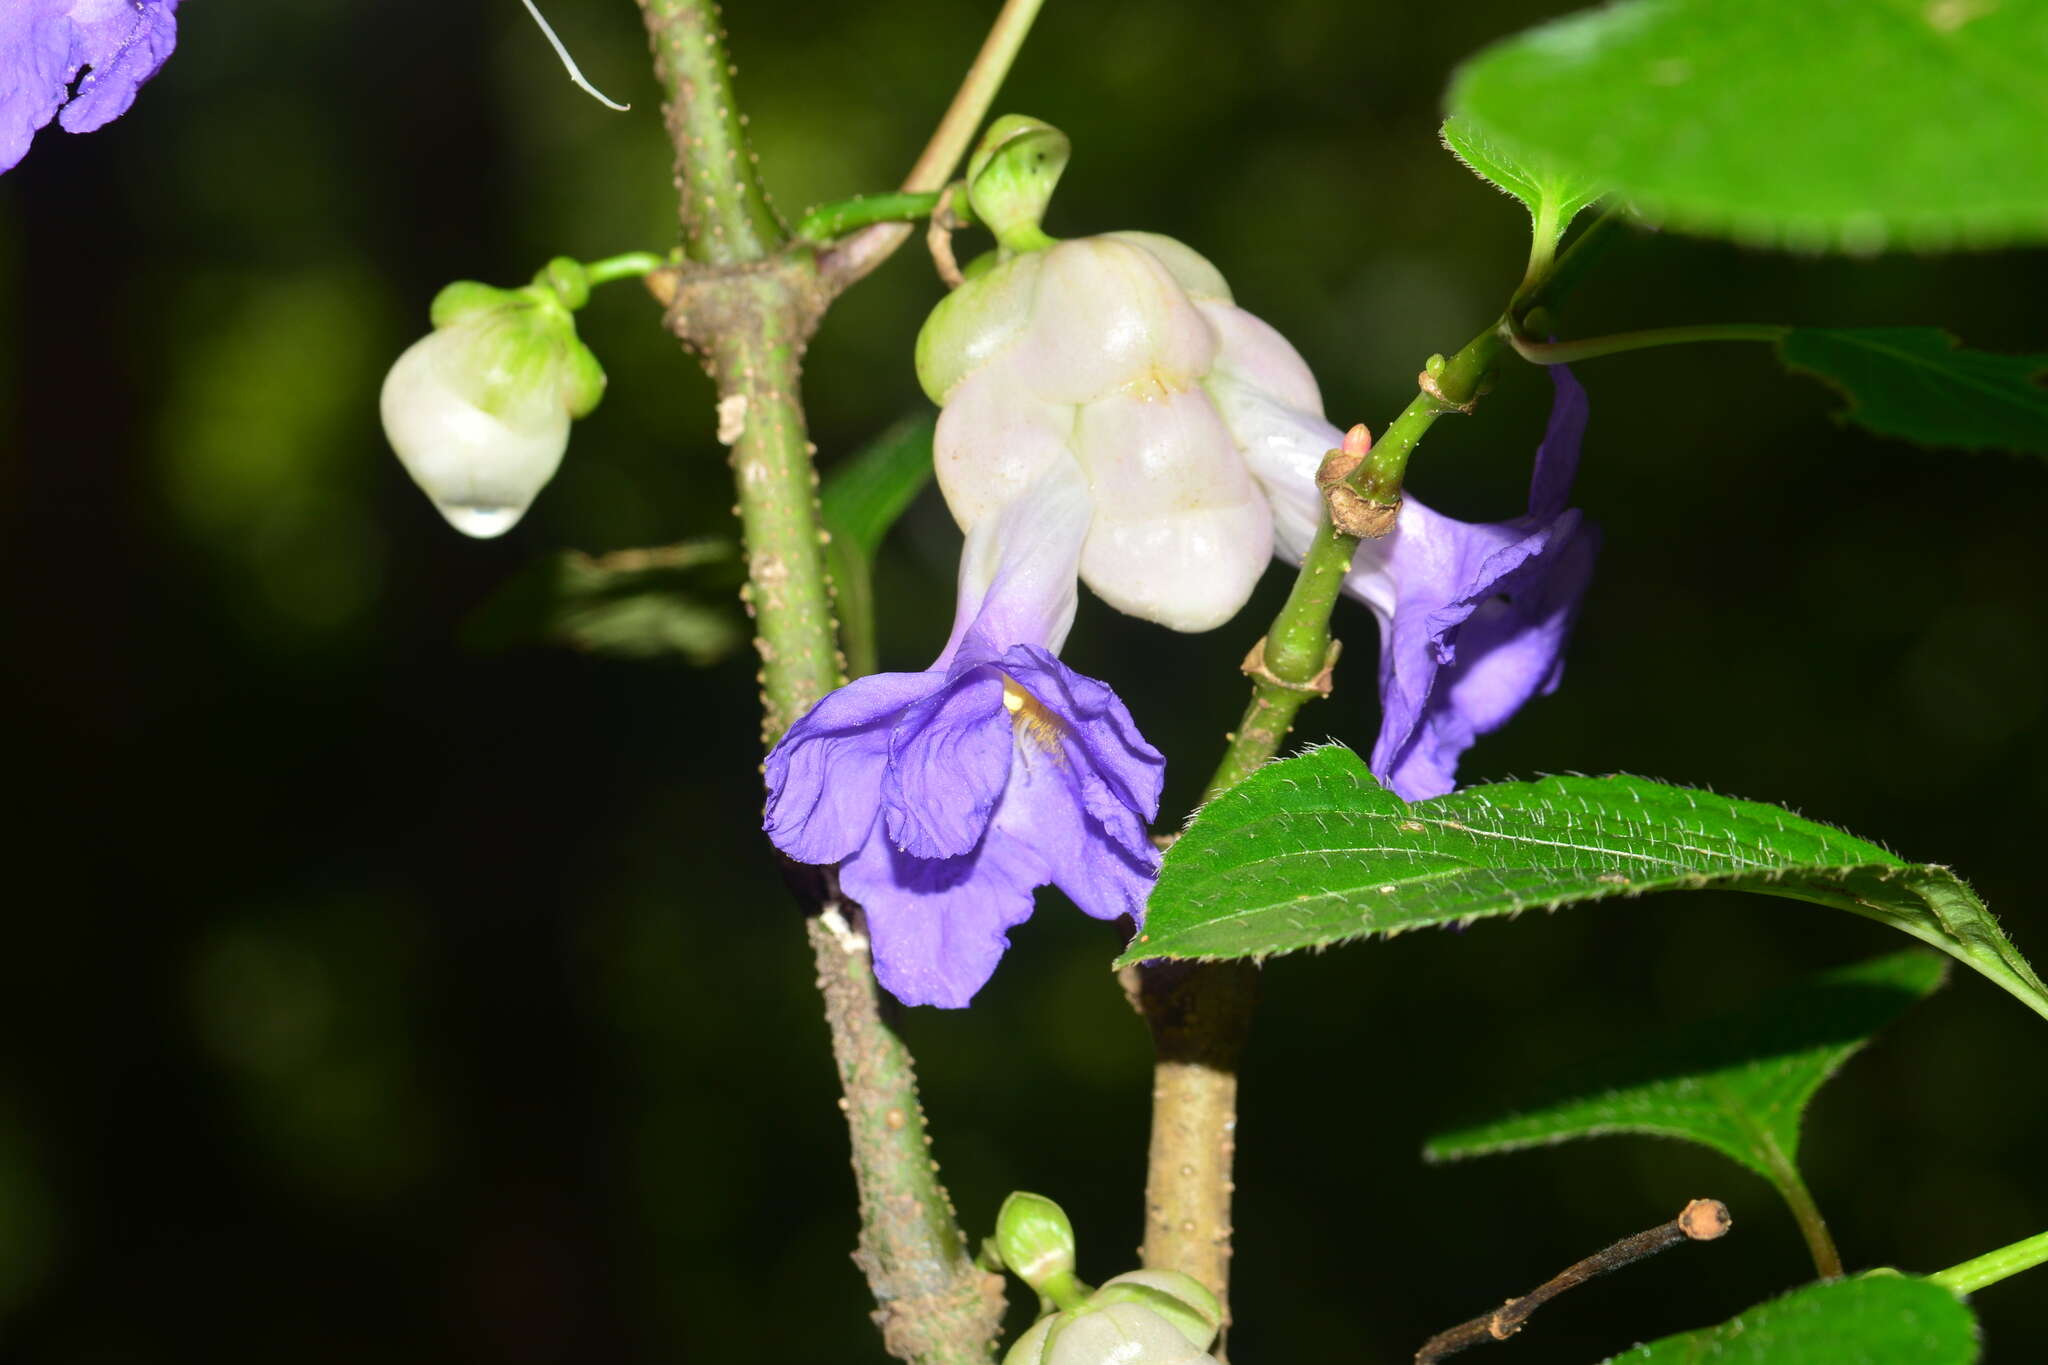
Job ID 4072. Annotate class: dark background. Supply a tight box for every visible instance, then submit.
[5,1,2046,1360]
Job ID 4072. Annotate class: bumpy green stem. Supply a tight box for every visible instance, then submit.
[1932,1227,2048,1295]
[640,0,788,265]
[635,3,1002,1360]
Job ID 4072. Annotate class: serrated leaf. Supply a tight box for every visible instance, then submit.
[1778,328,2048,456]
[1426,950,1944,1189]
[462,541,746,665]
[1119,746,2048,1025]
[1610,1274,1978,1364]
[1440,114,1603,257]
[1447,0,2048,252]
[819,413,935,560]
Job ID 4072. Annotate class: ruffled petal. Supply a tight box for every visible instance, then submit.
[1367,505,1596,799]
[762,671,945,865]
[884,668,1012,859]
[59,0,180,135]
[1001,646,1164,835]
[841,823,1047,1009]
[0,6,74,171]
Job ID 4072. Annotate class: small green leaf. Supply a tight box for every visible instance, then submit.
[1427,951,1943,1197]
[1119,746,2048,1025]
[1611,1274,1978,1364]
[463,541,746,665]
[1778,328,2048,456]
[1447,0,2048,252]
[1439,115,1603,259]
[819,414,936,560]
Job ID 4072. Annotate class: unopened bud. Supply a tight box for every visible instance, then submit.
[967,114,1069,254]
[994,1192,1080,1300]
[1004,1300,1219,1365]
[381,274,606,538]
[1086,1271,1222,1352]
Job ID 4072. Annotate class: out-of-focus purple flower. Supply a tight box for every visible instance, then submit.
[1217,353,1597,800]
[3,0,181,173]
[763,463,1165,1008]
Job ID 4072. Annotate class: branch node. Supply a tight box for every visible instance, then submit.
[1240,636,1342,697]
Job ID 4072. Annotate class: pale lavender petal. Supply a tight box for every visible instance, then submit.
[994,754,1158,925]
[1360,367,1597,799]
[763,671,943,866]
[884,668,1011,859]
[1528,365,1589,520]
[0,5,72,171]
[59,0,180,134]
[841,823,1046,1009]
[1001,646,1164,840]
[939,457,1092,667]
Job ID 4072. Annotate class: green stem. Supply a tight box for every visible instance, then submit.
[1758,1139,1844,1280]
[799,192,946,243]
[1202,320,1502,795]
[583,251,671,286]
[635,3,1000,1360]
[638,0,788,264]
[900,0,1046,195]
[1931,1228,2048,1295]
[1514,205,1625,319]
[818,0,1044,290]
[1507,322,1789,366]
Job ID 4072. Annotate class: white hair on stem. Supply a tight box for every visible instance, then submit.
[518,0,631,112]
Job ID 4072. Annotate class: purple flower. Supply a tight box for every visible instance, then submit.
[3,0,181,173]
[1221,360,1597,800]
[764,463,1164,1008]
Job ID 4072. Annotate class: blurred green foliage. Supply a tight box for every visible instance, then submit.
[4,1,2047,1363]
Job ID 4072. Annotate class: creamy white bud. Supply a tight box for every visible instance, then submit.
[1037,1303,1220,1365]
[380,296,598,540]
[916,228,1332,634]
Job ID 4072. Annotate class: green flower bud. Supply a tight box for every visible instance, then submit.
[382,277,606,538]
[995,1192,1083,1306]
[966,114,1069,254]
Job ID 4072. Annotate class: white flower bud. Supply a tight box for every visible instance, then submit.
[380,272,604,539]
[915,230,1324,633]
[1003,1301,1220,1365]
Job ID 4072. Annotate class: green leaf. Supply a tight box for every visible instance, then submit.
[1447,0,2048,252]
[1439,114,1603,259]
[1778,328,2048,456]
[1612,1274,1978,1364]
[819,414,936,560]
[1119,746,2048,1025]
[462,541,746,665]
[1426,951,1943,1202]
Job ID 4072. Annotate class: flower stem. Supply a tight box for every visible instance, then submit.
[1931,1227,2048,1296]
[820,0,1045,290]
[798,191,946,243]
[582,250,671,286]
[1505,322,1789,366]
[635,3,1001,1359]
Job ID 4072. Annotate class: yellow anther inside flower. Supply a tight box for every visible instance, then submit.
[1001,674,1067,760]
